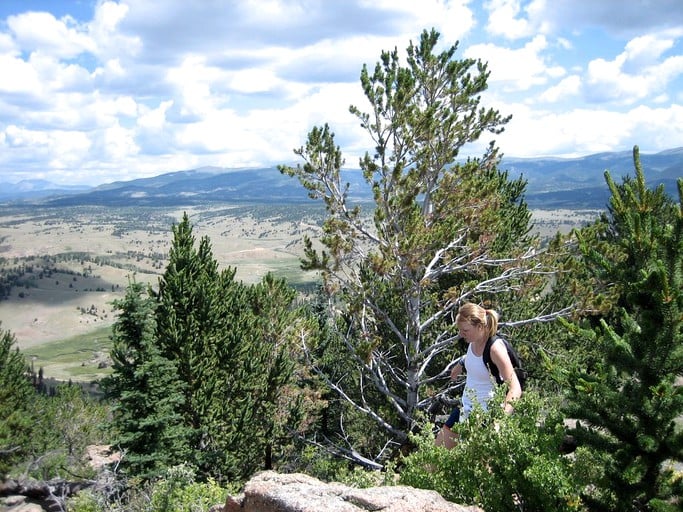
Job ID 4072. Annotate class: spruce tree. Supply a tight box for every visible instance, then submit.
[104,281,190,479]
[565,146,683,511]
[0,324,34,476]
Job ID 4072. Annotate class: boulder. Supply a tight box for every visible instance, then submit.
[217,471,483,512]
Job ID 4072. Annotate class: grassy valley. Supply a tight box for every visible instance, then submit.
[0,203,598,381]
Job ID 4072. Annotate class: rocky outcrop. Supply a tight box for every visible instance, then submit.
[0,478,92,512]
[217,471,483,512]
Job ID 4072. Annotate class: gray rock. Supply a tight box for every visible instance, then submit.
[217,471,483,512]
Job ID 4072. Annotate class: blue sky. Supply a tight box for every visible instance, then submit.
[0,0,682,186]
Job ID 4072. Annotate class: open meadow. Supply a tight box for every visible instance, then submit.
[0,203,599,381]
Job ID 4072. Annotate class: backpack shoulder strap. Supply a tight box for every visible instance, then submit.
[482,335,504,385]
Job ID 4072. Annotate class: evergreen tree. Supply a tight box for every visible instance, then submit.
[202,272,310,479]
[153,212,227,460]
[104,280,190,479]
[148,213,310,481]
[280,29,559,465]
[0,324,33,476]
[564,146,683,511]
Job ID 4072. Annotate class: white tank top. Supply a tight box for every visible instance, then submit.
[461,342,495,418]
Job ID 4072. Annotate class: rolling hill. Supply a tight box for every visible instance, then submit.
[2,147,681,209]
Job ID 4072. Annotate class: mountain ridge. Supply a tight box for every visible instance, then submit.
[2,147,681,209]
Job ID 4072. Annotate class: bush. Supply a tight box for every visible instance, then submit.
[296,445,396,488]
[400,390,582,511]
[149,464,229,512]
[68,463,232,512]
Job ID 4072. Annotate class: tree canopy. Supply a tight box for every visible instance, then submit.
[563,147,683,511]
[106,213,313,482]
[280,28,561,466]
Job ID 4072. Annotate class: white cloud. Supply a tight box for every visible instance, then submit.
[0,0,681,185]
[583,34,683,105]
[102,123,139,160]
[0,53,43,94]
[89,0,141,62]
[539,75,581,103]
[485,0,535,39]
[466,35,565,90]
[7,11,95,59]
[3,124,92,173]
[510,0,683,38]
[138,100,173,131]
[492,101,683,158]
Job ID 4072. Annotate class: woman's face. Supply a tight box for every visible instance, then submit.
[457,320,485,344]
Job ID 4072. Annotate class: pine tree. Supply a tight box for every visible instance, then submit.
[150,213,309,481]
[279,29,558,465]
[202,272,309,479]
[565,146,683,511]
[104,280,190,479]
[0,324,34,475]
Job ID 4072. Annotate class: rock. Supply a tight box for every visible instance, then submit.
[216,471,483,512]
[85,444,121,470]
[0,494,45,512]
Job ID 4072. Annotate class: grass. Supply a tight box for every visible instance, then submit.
[25,325,113,382]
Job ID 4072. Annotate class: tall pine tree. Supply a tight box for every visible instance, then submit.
[107,213,311,482]
[104,280,190,479]
[279,29,558,465]
[564,146,683,511]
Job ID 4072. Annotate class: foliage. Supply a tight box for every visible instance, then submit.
[148,464,228,512]
[563,146,683,511]
[34,383,108,479]
[0,323,34,476]
[296,443,397,489]
[104,280,191,480]
[400,390,582,511]
[0,324,109,481]
[279,28,560,466]
[106,213,317,483]
[67,463,232,512]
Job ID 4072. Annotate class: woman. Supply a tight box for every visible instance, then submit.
[434,302,522,448]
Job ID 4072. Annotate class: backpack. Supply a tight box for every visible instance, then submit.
[482,335,527,390]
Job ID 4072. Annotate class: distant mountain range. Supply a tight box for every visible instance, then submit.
[2,148,681,209]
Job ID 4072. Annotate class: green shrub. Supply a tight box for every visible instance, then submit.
[67,491,101,512]
[296,445,395,488]
[400,390,582,511]
[149,463,229,512]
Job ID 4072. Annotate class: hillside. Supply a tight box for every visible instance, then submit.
[1,147,681,209]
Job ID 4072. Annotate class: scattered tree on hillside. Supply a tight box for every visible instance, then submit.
[280,29,565,466]
[564,146,683,511]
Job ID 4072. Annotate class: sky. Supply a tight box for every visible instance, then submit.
[0,0,682,186]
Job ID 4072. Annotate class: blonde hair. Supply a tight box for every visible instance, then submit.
[455,302,499,338]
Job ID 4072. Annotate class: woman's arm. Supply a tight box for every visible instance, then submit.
[489,341,522,413]
[449,355,465,380]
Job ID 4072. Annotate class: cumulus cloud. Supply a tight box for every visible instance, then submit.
[484,0,541,39]
[583,34,683,105]
[488,0,683,38]
[7,11,95,58]
[492,102,683,158]
[466,35,565,90]
[0,0,681,185]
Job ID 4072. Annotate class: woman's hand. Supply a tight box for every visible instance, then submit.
[449,356,464,380]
